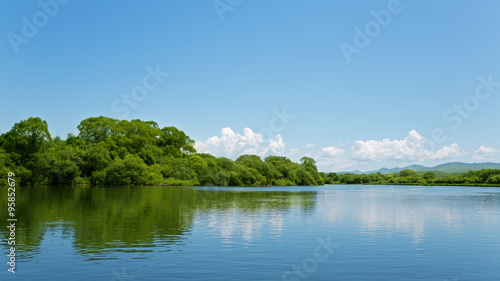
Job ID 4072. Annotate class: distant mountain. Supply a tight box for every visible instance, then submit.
[340,162,500,175]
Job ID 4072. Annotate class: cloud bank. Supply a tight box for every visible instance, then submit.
[350,130,465,161]
[195,127,285,159]
[473,146,498,161]
[197,128,480,171]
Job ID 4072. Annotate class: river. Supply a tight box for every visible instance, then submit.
[1,185,499,280]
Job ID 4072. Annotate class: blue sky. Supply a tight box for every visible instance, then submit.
[1,0,500,172]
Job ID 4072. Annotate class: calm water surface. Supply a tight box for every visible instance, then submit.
[1,185,499,280]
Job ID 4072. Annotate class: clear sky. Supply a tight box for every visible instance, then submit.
[1,0,500,172]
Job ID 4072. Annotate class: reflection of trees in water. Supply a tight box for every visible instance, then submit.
[0,186,316,259]
[190,189,317,242]
[186,189,316,212]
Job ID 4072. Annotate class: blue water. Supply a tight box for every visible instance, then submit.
[1,185,499,280]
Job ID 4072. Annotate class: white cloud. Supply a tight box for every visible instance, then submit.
[195,127,286,159]
[350,130,465,161]
[432,143,464,159]
[306,146,357,171]
[305,143,315,148]
[288,148,300,157]
[316,157,358,171]
[321,146,345,157]
[267,134,285,154]
[473,146,498,161]
[338,141,350,147]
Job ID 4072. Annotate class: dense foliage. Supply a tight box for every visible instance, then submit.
[0,117,324,186]
[1,117,499,187]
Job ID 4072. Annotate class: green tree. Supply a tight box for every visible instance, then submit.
[300,156,317,171]
[236,154,281,185]
[139,145,164,165]
[80,142,112,177]
[77,116,119,143]
[399,169,416,177]
[157,127,196,157]
[422,172,437,181]
[486,175,500,184]
[93,154,149,186]
[0,117,52,165]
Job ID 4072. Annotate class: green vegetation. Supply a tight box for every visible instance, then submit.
[1,117,499,187]
[0,117,324,186]
[322,169,500,186]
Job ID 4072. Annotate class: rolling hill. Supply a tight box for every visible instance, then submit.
[341,162,500,175]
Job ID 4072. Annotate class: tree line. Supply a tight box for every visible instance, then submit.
[0,117,324,186]
[1,117,499,187]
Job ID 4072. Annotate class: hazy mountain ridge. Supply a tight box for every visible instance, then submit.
[341,162,500,175]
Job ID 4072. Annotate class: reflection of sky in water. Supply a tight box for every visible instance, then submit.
[196,186,500,250]
[317,187,500,247]
[193,191,313,243]
[197,209,286,244]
